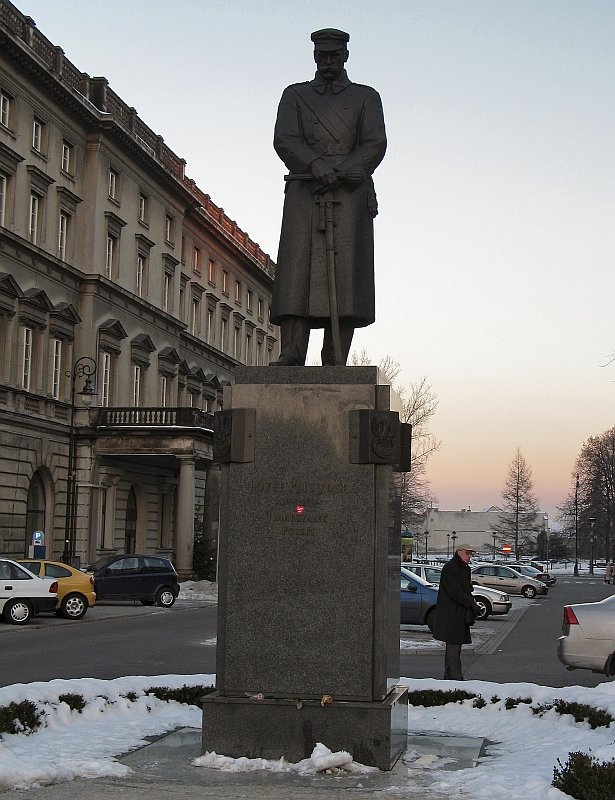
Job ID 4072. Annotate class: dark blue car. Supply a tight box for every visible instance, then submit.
[86,554,179,607]
[400,567,438,628]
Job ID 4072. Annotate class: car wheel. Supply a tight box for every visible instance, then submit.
[156,587,176,608]
[473,597,491,620]
[522,585,537,598]
[3,599,33,625]
[60,593,88,620]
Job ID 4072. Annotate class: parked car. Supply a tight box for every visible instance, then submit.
[400,567,438,628]
[471,564,548,598]
[0,558,58,624]
[402,563,512,619]
[85,554,179,607]
[557,596,615,675]
[500,562,556,586]
[18,559,96,619]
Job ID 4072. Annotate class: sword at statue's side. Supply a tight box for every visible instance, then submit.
[284,173,343,365]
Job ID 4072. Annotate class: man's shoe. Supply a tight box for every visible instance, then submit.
[270,355,302,366]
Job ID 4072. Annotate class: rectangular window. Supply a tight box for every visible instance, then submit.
[22,327,32,390]
[105,234,116,279]
[222,270,228,294]
[191,297,200,336]
[165,215,173,243]
[220,317,227,351]
[132,364,141,407]
[108,169,117,199]
[160,375,167,407]
[136,254,145,297]
[0,91,10,128]
[163,273,170,313]
[58,211,68,260]
[234,326,241,360]
[207,307,215,344]
[100,352,111,407]
[247,289,253,313]
[208,258,216,285]
[29,194,39,244]
[0,173,6,227]
[256,338,263,366]
[138,193,147,222]
[235,280,242,304]
[61,141,72,174]
[245,332,253,365]
[257,297,263,320]
[192,246,201,274]
[32,118,43,152]
[51,338,62,399]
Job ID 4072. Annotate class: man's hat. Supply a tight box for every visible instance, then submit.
[311,28,350,51]
[456,543,476,553]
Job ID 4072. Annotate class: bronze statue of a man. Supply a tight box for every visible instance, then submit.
[270,28,387,366]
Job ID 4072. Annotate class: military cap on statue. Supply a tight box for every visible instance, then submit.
[310,28,350,51]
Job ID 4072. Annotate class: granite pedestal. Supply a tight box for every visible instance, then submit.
[202,367,408,770]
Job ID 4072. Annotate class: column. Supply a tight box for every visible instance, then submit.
[176,456,195,575]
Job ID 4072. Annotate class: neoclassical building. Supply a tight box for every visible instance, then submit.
[0,0,279,574]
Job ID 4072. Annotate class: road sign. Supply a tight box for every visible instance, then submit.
[502,543,512,553]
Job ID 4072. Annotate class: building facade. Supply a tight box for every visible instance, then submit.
[0,0,279,573]
[411,507,550,560]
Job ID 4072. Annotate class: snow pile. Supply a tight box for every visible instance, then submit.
[179,579,218,603]
[194,742,375,775]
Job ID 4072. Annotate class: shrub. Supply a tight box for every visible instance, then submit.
[0,701,41,735]
[145,685,215,706]
[553,751,615,799]
[407,689,477,707]
[553,700,613,729]
[504,697,532,710]
[58,693,86,713]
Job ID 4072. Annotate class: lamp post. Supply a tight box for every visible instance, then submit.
[492,532,497,562]
[63,357,97,566]
[543,514,550,565]
[574,474,579,576]
[447,532,450,558]
[424,530,429,561]
[451,530,457,555]
[588,517,596,576]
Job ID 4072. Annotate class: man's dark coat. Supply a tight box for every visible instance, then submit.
[432,552,476,646]
[271,69,386,328]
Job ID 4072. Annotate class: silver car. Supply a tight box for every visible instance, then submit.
[471,564,548,598]
[557,596,615,675]
[401,563,512,619]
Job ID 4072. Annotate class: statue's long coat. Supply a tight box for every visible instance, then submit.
[271,70,386,328]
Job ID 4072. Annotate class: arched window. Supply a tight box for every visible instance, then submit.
[25,471,46,555]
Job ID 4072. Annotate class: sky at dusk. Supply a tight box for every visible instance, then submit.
[19,0,615,519]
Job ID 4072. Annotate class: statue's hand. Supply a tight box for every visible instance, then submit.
[309,158,341,192]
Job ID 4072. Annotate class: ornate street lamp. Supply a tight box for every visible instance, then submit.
[423,530,429,561]
[451,530,457,554]
[446,532,450,558]
[574,474,579,576]
[62,357,97,565]
[588,516,596,576]
[492,531,497,562]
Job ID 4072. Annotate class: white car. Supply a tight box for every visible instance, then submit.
[557,596,615,675]
[401,562,512,619]
[0,558,58,624]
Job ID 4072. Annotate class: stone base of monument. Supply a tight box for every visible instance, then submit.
[202,685,408,771]
[202,367,410,771]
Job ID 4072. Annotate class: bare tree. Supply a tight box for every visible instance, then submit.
[560,428,615,562]
[350,349,441,522]
[493,448,540,559]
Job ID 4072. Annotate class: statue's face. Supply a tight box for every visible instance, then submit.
[314,48,348,82]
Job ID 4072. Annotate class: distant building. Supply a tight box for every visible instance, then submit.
[0,0,279,573]
[414,507,550,559]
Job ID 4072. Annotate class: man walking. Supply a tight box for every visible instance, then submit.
[270,28,387,366]
[432,544,481,680]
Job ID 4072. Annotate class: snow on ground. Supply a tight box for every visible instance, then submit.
[1,673,615,798]
[178,579,217,603]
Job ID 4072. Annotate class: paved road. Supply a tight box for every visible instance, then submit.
[401,575,614,687]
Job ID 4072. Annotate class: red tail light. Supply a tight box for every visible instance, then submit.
[564,606,579,625]
[49,581,58,594]
[89,576,95,586]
